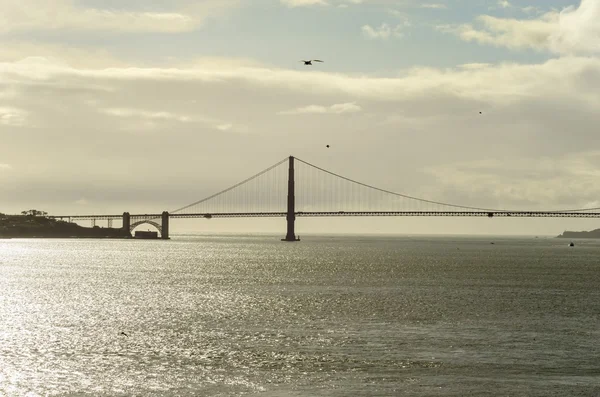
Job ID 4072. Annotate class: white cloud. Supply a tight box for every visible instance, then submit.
[497,0,512,9]
[281,0,328,6]
[550,0,600,55]
[99,106,246,133]
[437,14,557,51]
[521,6,542,14]
[0,0,238,33]
[279,102,362,114]
[0,42,130,69]
[458,63,492,70]
[0,107,28,126]
[439,0,600,55]
[0,55,599,216]
[1,55,598,107]
[280,0,364,7]
[101,108,192,123]
[217,123,234,131]
[0,163,12,170]
[424,151,600,209]
[421,3,447,9]
[362,23,405,39]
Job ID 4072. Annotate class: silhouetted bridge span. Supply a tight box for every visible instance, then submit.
[52,156,600,240]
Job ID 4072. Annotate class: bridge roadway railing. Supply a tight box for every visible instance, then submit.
[52,211,600,221]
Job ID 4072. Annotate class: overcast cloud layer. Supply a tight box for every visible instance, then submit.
[1,0,599,235]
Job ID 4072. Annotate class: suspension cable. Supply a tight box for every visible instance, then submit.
[169,155,600,215]
[170,157,289,214]
[295,157,511,212]
[296,157,600,213]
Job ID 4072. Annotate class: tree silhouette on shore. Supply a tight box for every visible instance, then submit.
[21,209,48,217]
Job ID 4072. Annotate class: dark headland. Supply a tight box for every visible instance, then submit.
[0,213,130,239]
[557,228,600,239]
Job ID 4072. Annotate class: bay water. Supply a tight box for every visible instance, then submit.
[1,235,599,396]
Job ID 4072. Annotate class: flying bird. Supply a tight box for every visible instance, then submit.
[326,145,330,148]
[120,332,128,337]
[301,60,324,66]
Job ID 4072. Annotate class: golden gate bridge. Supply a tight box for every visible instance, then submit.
[51,156,600,240]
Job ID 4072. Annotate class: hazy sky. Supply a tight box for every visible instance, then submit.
[1,0,600,235]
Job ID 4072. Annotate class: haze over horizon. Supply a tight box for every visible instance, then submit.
[2,0,600,236]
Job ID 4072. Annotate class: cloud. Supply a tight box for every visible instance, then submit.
[423,151,600,209]
[1,55,598,107]
[362,23,405,39]
[0,107,28,126]
[421,3,447,9]
[0,55,599,217]
[437,13,557,51]
[0,42,131,69]
[0,163,12,170]
[496,0,512,9]
[280,0,363,7]
[550,0,600,55]
[280,0,328,6]
[279,102,362,114]
[216,123,233,131]
[0,0,239,33]
[438,0,600,55]
[458,63,492,70]
[99,106,246,133]
[101,108,192,123]
[521,6,542,14]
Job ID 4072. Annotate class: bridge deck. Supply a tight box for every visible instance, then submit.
[52,211,600,220]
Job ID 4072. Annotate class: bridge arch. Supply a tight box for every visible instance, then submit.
[130,220,163,236]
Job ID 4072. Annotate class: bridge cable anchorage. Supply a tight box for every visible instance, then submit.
[170,157,290,215]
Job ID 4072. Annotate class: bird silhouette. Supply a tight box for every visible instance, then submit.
[326,145,330,148]
[300,60,324,66]
[120,332,128,337]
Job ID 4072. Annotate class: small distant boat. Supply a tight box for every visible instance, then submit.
[569,241,575,247]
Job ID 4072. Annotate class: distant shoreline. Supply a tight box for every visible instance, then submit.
[0,214,130,239]
[557,229,600,239]
[0,236,131,239]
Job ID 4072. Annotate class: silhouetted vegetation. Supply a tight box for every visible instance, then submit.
[557,229,600,239]
[0,212,130,238]
[21,209,48,217]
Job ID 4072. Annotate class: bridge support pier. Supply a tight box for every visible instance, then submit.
[122,212,132,237]
[162,211,170,240]
[282,156,300,242]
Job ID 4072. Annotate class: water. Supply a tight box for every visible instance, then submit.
[1,235,599,396]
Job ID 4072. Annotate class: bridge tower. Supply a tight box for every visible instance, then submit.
[283,156,299,242]
[162,211,170,240]
[122,212,131,234]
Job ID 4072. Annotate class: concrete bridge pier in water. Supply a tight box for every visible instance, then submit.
[122,211,170,239]
[282,156,300,242]
[122,212,131,235]
[161,211,170,240]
